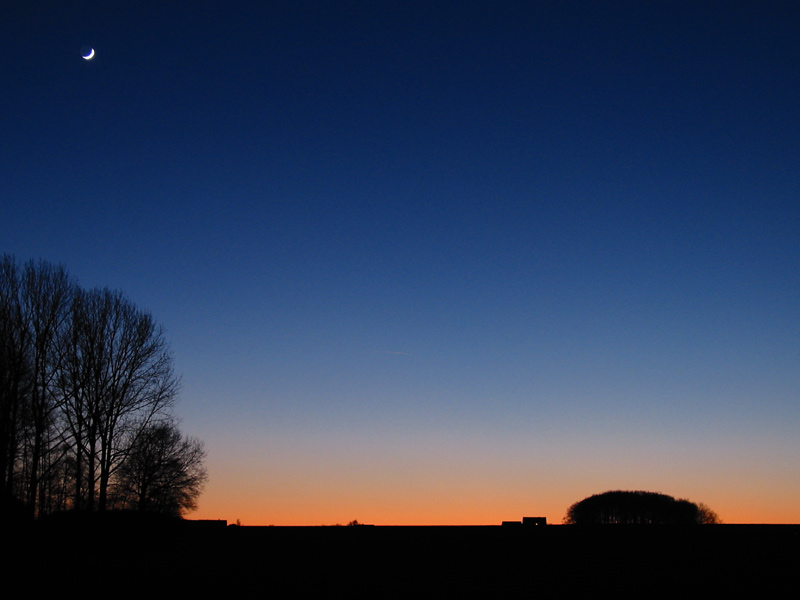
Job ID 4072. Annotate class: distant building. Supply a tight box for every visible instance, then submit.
[502,516,547,526]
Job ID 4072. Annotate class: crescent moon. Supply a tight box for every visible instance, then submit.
[82,48,95,60]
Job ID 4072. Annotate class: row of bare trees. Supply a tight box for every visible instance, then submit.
[1,255,206,518]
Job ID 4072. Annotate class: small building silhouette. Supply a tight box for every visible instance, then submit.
[502,516,547,526]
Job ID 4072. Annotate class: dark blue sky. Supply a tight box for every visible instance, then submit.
[3,1,800,523]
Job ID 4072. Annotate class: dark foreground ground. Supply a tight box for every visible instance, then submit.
[8,517,798,596]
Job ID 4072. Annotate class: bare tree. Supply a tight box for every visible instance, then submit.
[59,287,180,511]
[113,421,207,516]
[0,256,74,517]
[695,502,721,524]
[0,256,26,509]
[21,261,73,517]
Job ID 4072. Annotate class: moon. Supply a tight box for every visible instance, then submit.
[81,47,95,60]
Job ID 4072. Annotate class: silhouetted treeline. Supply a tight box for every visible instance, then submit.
[1,255,206,519]
[564,490,720,525]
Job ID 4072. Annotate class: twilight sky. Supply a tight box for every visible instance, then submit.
[3,1,799,524]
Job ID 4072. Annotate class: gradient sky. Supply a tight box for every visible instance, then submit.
[3,1,799,524]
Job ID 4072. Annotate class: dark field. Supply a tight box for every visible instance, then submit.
[10,518,797,595]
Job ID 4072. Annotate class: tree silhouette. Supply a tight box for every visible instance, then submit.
[1,256,74,517]
[695,502,721,524]
[564,490,720,525]
[1,254,206,519]
[112,421,207,516]
[59,287,180,511]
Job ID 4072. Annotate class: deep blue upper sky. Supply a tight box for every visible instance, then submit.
[3,1,799,523]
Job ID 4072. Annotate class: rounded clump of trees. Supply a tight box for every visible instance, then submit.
[1,255,207,520]
[564,490,720,525]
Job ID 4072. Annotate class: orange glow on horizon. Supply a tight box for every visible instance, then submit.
[189,433,800,526]
[190,489,799,526]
